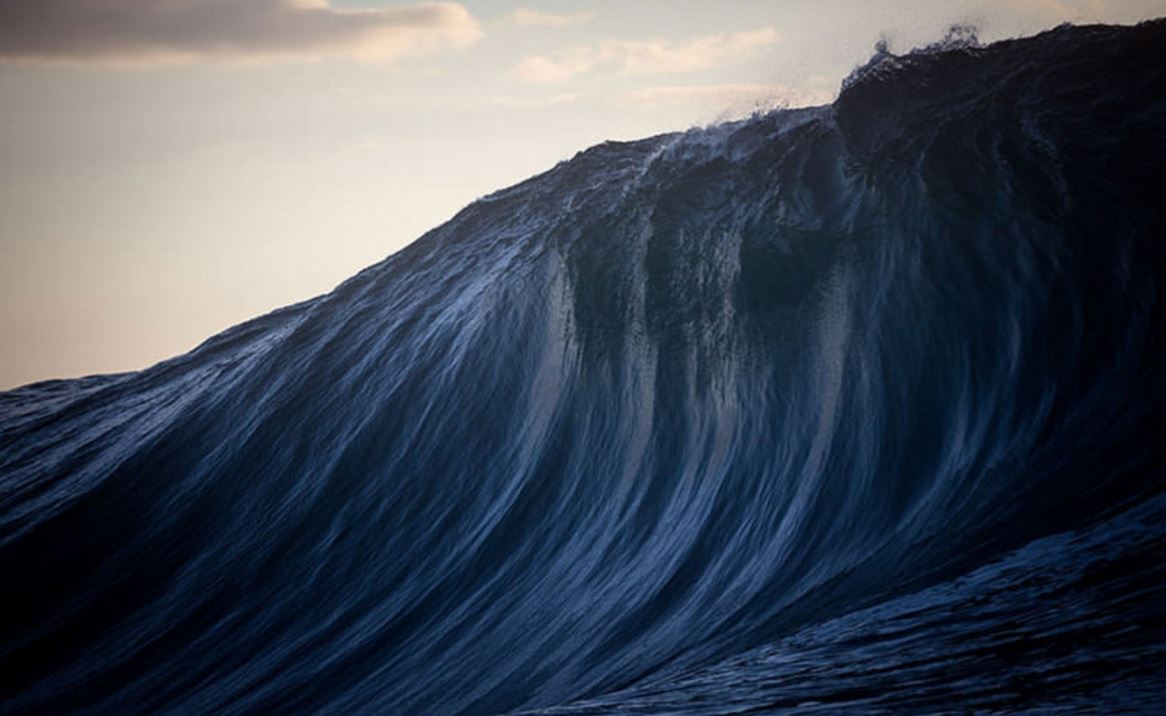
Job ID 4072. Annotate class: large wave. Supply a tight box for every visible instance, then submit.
[3,20,1166,715]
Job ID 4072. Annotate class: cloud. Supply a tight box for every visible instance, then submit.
[513,27,779,84]
[486,92,579,109]
[509,8,593,29]
[0,0,482,66]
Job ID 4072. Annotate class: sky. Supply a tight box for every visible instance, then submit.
[1,0,1164,389]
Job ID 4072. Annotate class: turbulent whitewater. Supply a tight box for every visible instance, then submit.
[3,21,1166,715]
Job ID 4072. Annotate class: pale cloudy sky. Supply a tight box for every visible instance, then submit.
[1,0,1163,388]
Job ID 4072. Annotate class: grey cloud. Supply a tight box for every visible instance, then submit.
[0,0,481,65]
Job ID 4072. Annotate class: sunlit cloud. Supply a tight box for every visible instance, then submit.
[486,92,580,109]
[509,8,594,29]
[0,0,483,66]
[513,27,780,84]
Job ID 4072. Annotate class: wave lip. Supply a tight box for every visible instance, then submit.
[3,19,1166,716]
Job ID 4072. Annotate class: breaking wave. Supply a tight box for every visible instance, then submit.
[3,20,1166,715]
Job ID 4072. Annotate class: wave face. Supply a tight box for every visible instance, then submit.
[3,21,1166,716]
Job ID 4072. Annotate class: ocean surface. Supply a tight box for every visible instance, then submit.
[3,20,1166,715]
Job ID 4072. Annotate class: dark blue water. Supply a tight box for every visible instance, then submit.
[3,20,1166,715]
